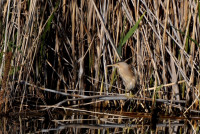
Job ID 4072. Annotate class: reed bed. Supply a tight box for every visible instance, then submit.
[0,0,200,116]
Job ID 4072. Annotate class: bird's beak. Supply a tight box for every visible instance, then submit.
[107,63,117,67]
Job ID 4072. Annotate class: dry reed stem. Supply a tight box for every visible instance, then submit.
[91,0,121,61]
[0,52,12,111]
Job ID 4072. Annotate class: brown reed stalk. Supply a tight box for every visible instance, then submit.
[0,52,12,112]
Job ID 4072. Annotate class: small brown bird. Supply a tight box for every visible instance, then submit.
[107,62,138,92]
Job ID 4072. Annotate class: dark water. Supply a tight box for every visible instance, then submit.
[1,108,199,134]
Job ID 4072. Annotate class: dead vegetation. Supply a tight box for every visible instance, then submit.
[0,0,200,116]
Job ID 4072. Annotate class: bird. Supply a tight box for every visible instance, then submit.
[107,61,138,93]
